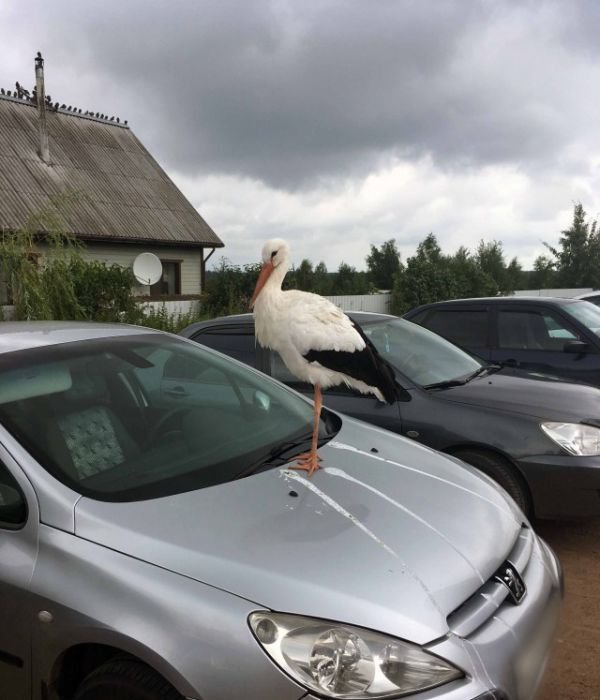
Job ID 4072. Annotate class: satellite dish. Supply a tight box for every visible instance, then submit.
[133,253,162,286]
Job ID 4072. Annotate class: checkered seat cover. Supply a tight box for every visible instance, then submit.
[44,371,139,481]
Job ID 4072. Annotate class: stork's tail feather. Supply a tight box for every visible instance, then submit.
[302,320,403,405]
[371,352,401,404]
[350,321,402,405]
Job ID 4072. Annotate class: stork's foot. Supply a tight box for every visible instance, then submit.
[291,451,322,477]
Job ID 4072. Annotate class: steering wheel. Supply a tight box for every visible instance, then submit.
[401,352,422,375]
[149,407,188,442]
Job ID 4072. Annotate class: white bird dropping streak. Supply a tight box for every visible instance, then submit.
[324,467,484,582]
[327,441,513,514]
[280,470,397,558]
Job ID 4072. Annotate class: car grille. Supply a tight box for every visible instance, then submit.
[447,525,534,638]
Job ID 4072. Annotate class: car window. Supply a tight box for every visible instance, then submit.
[0,334,320,502]
[363,318,481,386]
[563,301,600,337]
[498,310,580,350]
[192,327,256,366]
[0,462,27,529]
[421,309,488,348]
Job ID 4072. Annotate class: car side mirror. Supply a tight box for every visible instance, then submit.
[563,340,591,354]
[0,484,27,526]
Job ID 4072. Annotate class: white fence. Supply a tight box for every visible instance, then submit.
[1,294,391,322]
[512,288,594,298]
[0,298,201,321]
[137,299,200,315]
[325,293,392,313]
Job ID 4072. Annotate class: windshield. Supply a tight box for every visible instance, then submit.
[362,318,482,386]
[563,301,600,337]
[0,334,321,501]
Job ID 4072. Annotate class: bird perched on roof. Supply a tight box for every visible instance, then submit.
[250,238,398,476]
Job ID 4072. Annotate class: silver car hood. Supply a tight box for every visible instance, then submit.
[75,419,522,644]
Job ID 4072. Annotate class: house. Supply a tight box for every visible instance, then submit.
[0,53,224,302]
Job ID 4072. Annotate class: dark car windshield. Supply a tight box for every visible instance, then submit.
[0,334,322,501]
[563,301,600,337]
[362,318,482,386]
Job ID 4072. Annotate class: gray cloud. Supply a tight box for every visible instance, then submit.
[3,0,599,190]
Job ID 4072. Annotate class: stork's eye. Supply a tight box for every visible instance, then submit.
[271,250,278,259]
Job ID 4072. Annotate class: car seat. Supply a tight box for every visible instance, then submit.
[44,370,140,481]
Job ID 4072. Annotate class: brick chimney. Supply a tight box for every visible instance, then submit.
[34,52,50,164]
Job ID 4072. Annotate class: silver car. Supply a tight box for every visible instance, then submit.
[0,323,561,700]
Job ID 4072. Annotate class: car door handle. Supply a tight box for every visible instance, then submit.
[165,386,188,397]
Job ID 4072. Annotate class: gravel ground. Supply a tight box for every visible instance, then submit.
[536,518,600,700]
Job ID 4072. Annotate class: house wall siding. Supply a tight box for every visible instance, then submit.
[79,243,203,295]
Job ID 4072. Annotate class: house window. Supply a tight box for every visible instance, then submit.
[149,260,182,298]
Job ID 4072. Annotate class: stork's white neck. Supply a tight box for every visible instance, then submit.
[262,257,289,299]
[253,256,290,343]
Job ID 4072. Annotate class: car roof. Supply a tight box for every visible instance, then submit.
[404,296,582,315]
[180,310,398,336]
[0,321,158,356]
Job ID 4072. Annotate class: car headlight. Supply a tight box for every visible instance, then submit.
[541,422,600,456]
[249,612,463,698]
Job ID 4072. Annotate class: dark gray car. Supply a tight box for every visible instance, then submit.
[182,312,600,519]
[404,296,600,387]
[0,322,561,700]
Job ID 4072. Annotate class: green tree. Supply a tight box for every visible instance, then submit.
[68,259,136,321]
[544,203,600,287]
[504,257,523,293]
[448,246,498,298]
[475,240,509,292]
[366,239,402,290]
[313,261,332,295]
[203,258,261,316]
[295,259,314,292]
[530,255,557,289]
[334,262,370,294]
[391,234,455,313]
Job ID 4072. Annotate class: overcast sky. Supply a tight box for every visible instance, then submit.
[2,0,600,271]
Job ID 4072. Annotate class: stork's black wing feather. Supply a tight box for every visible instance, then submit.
[302,320,400,404]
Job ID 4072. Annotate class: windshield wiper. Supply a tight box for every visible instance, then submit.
[235,430,335,479]
[423,364,500,390]
[467,364,503,380]
[423,377,470,390]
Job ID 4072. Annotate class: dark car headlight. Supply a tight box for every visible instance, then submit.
[249,612,463,698]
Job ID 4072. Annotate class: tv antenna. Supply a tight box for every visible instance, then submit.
[132,253,162,285]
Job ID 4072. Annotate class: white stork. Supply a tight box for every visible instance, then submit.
[250,238,398,476]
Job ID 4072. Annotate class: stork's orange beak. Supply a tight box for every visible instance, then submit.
[250,261,274,308]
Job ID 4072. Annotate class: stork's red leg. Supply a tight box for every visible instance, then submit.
[291,384,322,477]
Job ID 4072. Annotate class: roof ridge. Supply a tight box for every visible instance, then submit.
[0,93,130,129]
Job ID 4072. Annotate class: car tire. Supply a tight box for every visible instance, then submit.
[452,448,532,517]
[73,657,183,700]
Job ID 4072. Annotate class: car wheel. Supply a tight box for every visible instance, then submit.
[73,658,183,700]
[452,448,532,517]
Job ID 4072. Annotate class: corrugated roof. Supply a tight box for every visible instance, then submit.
[0,96,223,248]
